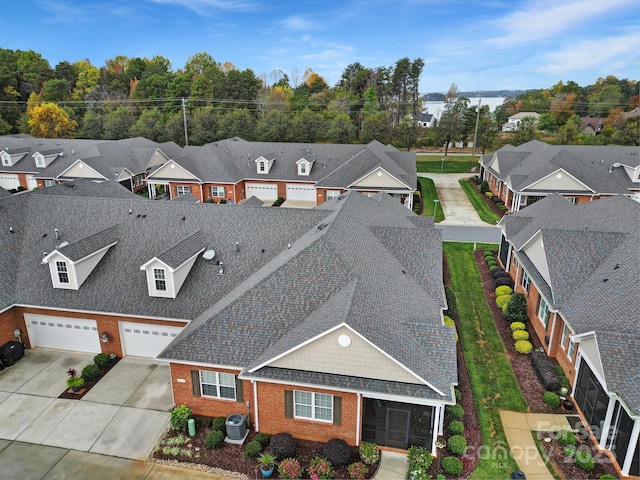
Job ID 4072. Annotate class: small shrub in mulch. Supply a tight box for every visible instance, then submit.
[205,430,225,449]
[441,456,463,476]
[448,420,464,435]
[531,351,562,392]
[58,356,120,400]
[322,438,351,467]
[515,339,533,354]
[446,403,465,419]
[447,435,467,455]
[244,439,262,459]
[270,432,297,460]
[543,391,560,408]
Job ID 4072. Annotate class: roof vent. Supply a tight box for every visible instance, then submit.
[202,249,216,261]
[9,226,14,233]
[317,223,328,230]
[54,228,59,240]
[217,262,224,275]
[235,242,240,252]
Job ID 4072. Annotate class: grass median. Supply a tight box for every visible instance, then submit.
[459,179,501,224]
[417,177,444,222]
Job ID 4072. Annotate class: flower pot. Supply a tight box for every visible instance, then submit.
[562,399,574,411]
[260,465,274,478]
[71,385,82,393]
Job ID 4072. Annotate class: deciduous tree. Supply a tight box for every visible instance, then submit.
[26,93,77,137]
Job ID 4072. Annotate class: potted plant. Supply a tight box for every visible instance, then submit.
[66,368,85,392]
[258,451,276,478]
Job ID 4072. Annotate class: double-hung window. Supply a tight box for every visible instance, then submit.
[539,297,550,328]
[200,371,236,399]
[522,271,531,293]
[176,185,191,196]
[154,268,166,291]
[561,323,575,360]
[56,261,69,283]
[210,186,225,198]
[294,390,333,422]
[326,190,341,200]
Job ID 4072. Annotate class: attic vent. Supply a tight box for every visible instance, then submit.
[317,223,328,230]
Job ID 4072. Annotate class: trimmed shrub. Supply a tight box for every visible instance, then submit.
[512,330,530,341]
[270,432,297,460]
[531,351,562,392]
[442,456,463,476]
[255,432,270,447]
[483,249,494,256]
[553,365,571,390]
[491,195,500,203]
[492,269,508,278]
[359,442,380,465]
[495,285,513,296]
[448,420,464,435]
[278,458,302,480]
[407,445,433,479]
[308,456,334,480]
[446,404,465,419]
[495,277,514,288]
[510,321,526,331]
[543,391,560,408]
[515,340,533,354]
[489,265,500,272]
[444,285,457,318]
[322,438,351,467]
[556,429,577,446]
[496,294,512,308]
[598,475,617,479]
[454,388,462,402]
[212,416,226,432]
[81,363,99,381]
[505,293,529,323]
[447,435,467,455]
[348,462,368,480]
[437,475,446,480]
[501,303,509,314]
[487,260,498,268]
[94,353,110,369]
[245,440,262,459]
[170,405,192,432]
[205,430,224,449]
[484,191,493,198]
[480,181,489,194]
[575,450,595,472]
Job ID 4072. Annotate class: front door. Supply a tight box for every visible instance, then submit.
[362,399,434,450]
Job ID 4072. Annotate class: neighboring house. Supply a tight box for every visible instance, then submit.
[621,107,640,121]
[0,135,183,192]
[416,113,436,128]
[501,112,540,132]
[144,138,417,209]
[480,140,640,212]
[580,117,603,136]
[498,194,640,478]
[0,183,457,454]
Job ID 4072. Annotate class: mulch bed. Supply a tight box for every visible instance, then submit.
[470,178,506,218]
[58,356,121,400]
[152,419,379,479]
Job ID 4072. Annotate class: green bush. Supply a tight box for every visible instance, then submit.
[575,450,595,471]
[487,259,497,267]
[505,293,529,323]
[496,294,512,308]
[556,429,577,446]
[598,475,617,479]
[454,388,461,401]
[442,456,463,476]
[495,285,513,296]
[245,440,262,459]
[444,315,458,342]
[255,432,270,447]
[205,430,225,449]
[510,322,526,331]
[515,340,533,354]
[447,435,467,455]
[444,285,457,318]
[359,442,379,464]
[81,363,99,381]
[543,391,560,408]
[554,365,571,390]
[170,405,192,432]
[513,330,530,341]
[484,191,493,198]
[308,456,335,480]
[437,475,446,480]
[480,181,489,194]
[446,404,465,419]
[448,420,464,435]
[94,353,110,369]
[212,416,226,432]
[407,445,433,479]
[489,265,499,272]
[502,302,509,314]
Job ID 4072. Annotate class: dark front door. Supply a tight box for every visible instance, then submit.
[362,399,434,450]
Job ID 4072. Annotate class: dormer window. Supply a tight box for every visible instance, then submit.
[35,154,46,168]
[300,163,306,174]
[154,268,167,291]
[1,153,10,166]
[255,154,275,174]
[56,261,69,283]
[296,157,314,176]
[259,161,266,172]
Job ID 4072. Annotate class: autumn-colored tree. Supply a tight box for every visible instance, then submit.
[72,59,100,100]
[549,93,577,125]
[27,93,77,137]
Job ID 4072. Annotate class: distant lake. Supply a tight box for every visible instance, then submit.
[423,97,506,120]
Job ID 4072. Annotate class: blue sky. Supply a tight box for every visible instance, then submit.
[5,0,639,93]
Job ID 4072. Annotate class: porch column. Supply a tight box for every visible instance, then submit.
[599,396,617,447]
[622,419,640,476]
[148,183,155,199]
[356,393,362,446]
[431,405,442,457]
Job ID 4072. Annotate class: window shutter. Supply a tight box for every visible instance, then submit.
[536,294,541,314]
[285,390,293,418]
[191,370,201,397]
[333,396,342,425]
[235,377,244,403]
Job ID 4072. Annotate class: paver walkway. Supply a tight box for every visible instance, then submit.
[501,410,574,480]
[418,173,488,226]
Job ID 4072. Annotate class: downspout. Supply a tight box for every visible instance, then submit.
[252,380,259,432]
[356,393,361,446]
[548,312,557,352]
[431,405,441,457]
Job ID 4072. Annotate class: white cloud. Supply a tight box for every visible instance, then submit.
[147,0,257,14]
[279,15,320,31]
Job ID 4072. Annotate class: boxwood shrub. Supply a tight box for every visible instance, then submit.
[322,438,351,467]
[270,432,297,460]
[531,351,562,392]
[245,439,262,459]
[575,450,595,471]
[94,353,110,369]
[81,363,99,381]
[543,391,560,408]
[510,322,526,331]
[487,260,498,268]
[170,405,192,432]
[496,294,512,308]
[515,340,533,354]
[512,330,530,341]
[489,265,500,272]
[495,285,513,296]
[446,404,465,419]
[447,435,467,455]
[556,429,577,446]
[495,277,514,288]
[255,432,270,447]
[448,420,464,436]
[205,430,225,449]
[212,416,226,432]
[442,456,463,476]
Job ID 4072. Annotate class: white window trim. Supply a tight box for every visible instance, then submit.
[326,190,341,200]
[293,390,333,423]
[176,185,191,196]
[56,261,69,284]
[258,161,266,173]
[210,186,225,198]
[539,298,550,328]
[45,180,56,187]
[200,371,236,400]
[522,271,531,293]
[154,268,166,291]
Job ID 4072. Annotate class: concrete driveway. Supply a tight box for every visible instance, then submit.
[0,349,172,461]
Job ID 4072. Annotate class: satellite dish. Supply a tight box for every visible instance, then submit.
[202,249,215,261]
[58,241,69,248]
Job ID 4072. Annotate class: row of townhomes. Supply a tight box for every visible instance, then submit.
[498,194,640,478]
[0,135,417,209]
[480,140,640,212]
[0,178,457,454]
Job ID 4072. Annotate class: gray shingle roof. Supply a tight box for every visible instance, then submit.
[58,225,120,262]
[155,231,206,270]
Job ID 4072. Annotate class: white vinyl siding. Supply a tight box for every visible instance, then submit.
[200,371,236,400]
[294,390,333,422]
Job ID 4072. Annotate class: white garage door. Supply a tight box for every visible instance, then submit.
[120,322,183,358]
[286,184,316,202]
[25,314,101,353]
[27,175,38,190]
[246,183,278,201]
[0,174,20,190]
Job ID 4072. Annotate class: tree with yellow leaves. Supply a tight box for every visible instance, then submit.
[27,92,77,138]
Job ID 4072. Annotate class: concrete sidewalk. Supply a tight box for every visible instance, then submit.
[373,450,408,479]
[501,411,574,480]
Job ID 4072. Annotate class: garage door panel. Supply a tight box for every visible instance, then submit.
[121,322,183,358]
[246,183,278,201]
[0,175,21,190]
[25,314,101,354]
[285,184,315,202]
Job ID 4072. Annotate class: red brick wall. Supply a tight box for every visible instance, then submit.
[14,306,186,357]
[170,182,202,201]
[0,309,22,345]
[202,183,235,203]
[548,315,577,384]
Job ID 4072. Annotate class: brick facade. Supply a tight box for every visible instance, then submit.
[0,309,21,345]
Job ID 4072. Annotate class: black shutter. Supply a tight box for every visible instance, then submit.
[191,370,201,397]
[235,377,244,403]
[285,390,293,418]
[333,396,342,425]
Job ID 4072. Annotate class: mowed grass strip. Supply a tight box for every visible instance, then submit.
[416,156,479,173]
[443,242,528,479]
[459,179,501,224]
[418,177,445,222]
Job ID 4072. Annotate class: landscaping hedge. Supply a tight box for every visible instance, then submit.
[515,340,533,354]
[543,391,560,408]
[442,456,463,476]
[448,420,464,436]
[447,435,467,455]
[531,351,562,392]
[270,433,297,460]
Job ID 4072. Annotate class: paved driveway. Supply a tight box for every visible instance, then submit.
[0,349,172,461]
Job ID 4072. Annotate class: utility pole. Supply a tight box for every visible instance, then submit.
[181,97,189,146]
[472,99,481,157]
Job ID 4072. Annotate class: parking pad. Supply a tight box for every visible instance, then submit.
[0,394,55,440]
[43,450,154,480]
[0,442,68,480]
[17,399,76,444]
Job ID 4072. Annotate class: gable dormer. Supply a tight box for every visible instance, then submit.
[57,159,108,180]
[296,157,314,176]
[255,154,276,175]
[42,225,119,290]
[33,150,63,169]
[140,231,205,298]
[1,149,29,167]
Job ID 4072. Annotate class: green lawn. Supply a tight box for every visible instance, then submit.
[416,159,479,173]
[443,242,528,479]
[459,179,501,224]
[417,177,445,222]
